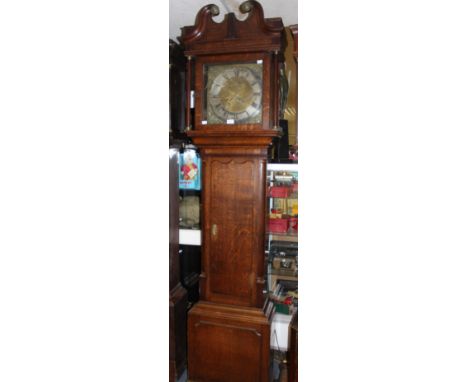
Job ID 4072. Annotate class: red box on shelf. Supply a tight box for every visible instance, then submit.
[268,218,289,233]
[269,186,291,198]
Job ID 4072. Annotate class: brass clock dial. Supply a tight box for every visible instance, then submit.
[204,63,263,124]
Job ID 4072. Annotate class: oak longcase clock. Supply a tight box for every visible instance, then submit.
[180,2,285,381]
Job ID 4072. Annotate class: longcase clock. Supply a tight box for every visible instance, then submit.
[180,2,285,381]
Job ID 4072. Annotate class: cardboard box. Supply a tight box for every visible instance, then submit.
[268,218,289,233]
[269,186,291,198]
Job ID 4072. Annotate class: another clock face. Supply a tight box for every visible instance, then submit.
[204,62,263,125]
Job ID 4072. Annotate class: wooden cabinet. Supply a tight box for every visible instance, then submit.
[170,39,187,141]
[169,38,189,382]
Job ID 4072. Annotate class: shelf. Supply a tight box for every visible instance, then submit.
[269,195,298,199]
[267,163,298,172]
[269,269,297,278]
[267,232,298,242]
[179,229,201,246]
[267,231,297,237]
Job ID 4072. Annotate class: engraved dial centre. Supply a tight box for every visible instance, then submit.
[219,77,254,113]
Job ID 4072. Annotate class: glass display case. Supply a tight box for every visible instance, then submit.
[179,144,201,230]
[178,144,202,306]
[265,163,298,295]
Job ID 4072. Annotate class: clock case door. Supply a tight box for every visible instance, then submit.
[194,52,275,132]
[199,148,268,308]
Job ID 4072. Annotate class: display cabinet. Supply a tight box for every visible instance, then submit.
[266,163,298,294]
[169,147,188,382]
[178,145,202,307]
[265,163,298,382]
[169,39,190,381]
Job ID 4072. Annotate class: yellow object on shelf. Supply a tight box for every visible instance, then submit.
[287,291,298,299]
[287,198,298,215]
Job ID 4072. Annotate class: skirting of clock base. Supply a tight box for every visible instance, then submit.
[187,301,271,382]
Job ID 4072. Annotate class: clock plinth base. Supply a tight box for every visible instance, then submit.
[187,301,272,382]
